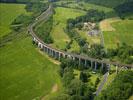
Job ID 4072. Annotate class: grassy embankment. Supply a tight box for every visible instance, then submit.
[0,3,62,100]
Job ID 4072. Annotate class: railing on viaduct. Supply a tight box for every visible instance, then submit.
[28,5,133,72]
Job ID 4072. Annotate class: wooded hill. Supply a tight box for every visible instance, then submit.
[0,0,42,3]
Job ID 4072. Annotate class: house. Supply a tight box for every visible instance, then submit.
[88,30,99,36]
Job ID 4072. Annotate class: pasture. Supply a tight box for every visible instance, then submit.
[51,7,85,50]
[0,3,29,38]
[103,19,133,48]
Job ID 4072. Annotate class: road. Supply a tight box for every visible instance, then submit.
[96,72,109,96]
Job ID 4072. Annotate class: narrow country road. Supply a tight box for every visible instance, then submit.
[96,72,109,96]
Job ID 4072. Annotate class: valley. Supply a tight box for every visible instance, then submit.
[0,0,133,100]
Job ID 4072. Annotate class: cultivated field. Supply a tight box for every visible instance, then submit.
[103,19,133,48]
[0,3,29,38]
[50,7,85,50]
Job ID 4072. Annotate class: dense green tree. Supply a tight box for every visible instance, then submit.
[35,16,54,44]
[107,43,133,64]
[25,2,49,17]
[62,68,74,87]
[95,77,100,88]
[80,71,88,83]
[114,1,133,19]
[88,44,106,59]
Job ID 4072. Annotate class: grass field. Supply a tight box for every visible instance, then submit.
[50,7,85,50]
[0,3,29,38]
[0,34,62,100]
[103,19,133,48]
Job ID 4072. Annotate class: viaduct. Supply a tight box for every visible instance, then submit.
[28,5,133,73]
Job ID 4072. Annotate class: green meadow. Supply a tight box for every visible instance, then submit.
[51,7,85,50]
[103,19,133,48]
[0,3,29,38]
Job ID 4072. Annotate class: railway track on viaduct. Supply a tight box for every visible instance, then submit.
[28,5,133,72]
